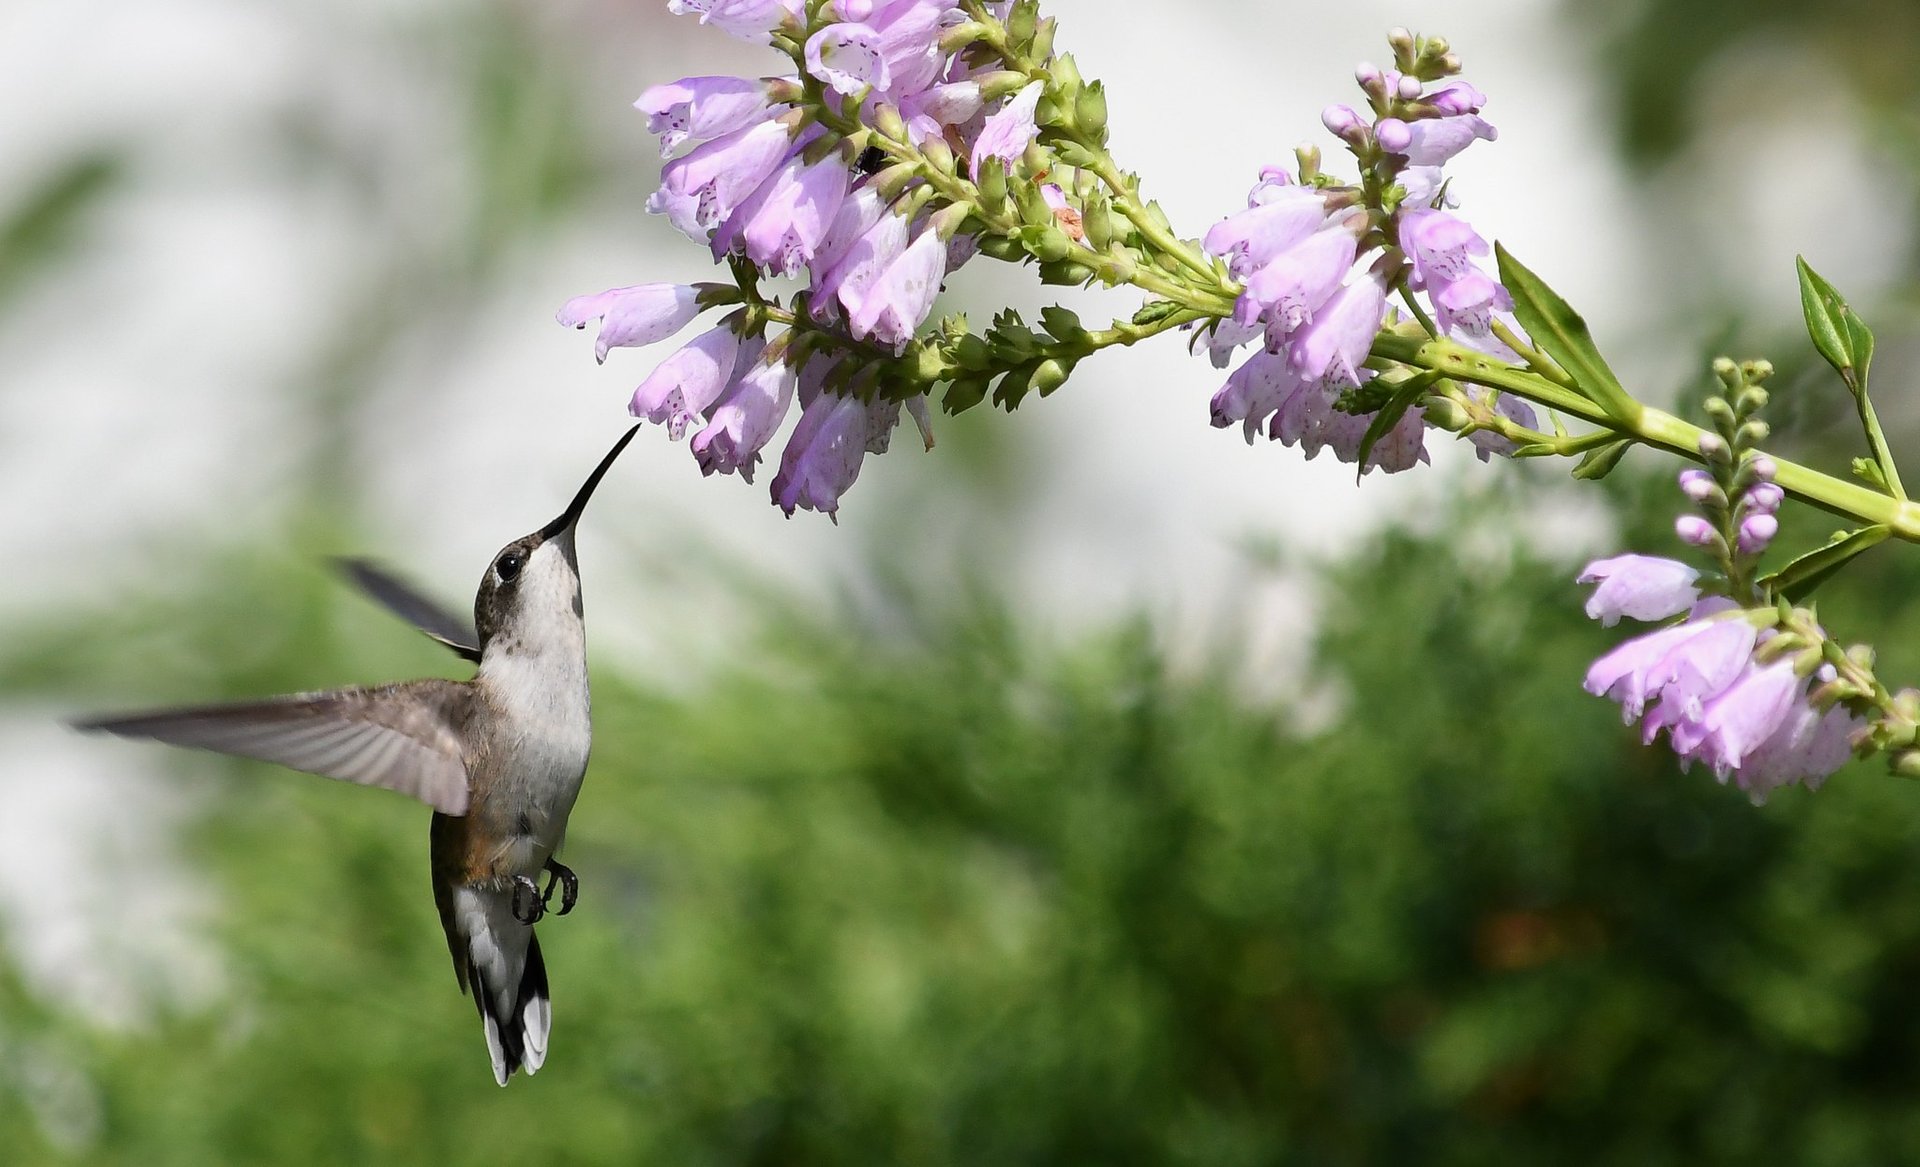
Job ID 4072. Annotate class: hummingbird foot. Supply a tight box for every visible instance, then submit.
[509,875,547,925]
[542,859,578,916]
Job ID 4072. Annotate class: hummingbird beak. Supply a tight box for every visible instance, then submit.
[540,424,641,541]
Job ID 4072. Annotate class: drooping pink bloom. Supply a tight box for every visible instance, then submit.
[816,208,910,321]
[1584,601,1756,722]
[666,0,800,44]
[1397,209,1488,289]
[1400,114,1498,166]
[630,325,757,441]
[1288,271,1388,389]
[772,391,870,517]
[1465,390,1537,462]
[636,76,777,157]
[900,79,984,144]
[1211,348,1301,443]
[720,152,851,274]
[653,118,795,236]
[556,283,705,364]
[806,23,889,95]
[1432,271,1513,339]
[692,345,797,482]
[846,226,945,350]
[969,81,1044,174]
[1578,555,1701,627]
[1233,228,1358,337]
[1204,187,1330,280]
[867,0,951,100]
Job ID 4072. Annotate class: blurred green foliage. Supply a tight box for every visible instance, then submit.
[10,472,1920,1164]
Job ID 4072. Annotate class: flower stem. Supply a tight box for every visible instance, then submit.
[1373,332,1920,542]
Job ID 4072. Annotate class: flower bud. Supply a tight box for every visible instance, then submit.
[1748,455,1777,482]
[1676,515,1717,546]
[1678,468,1717,502]
[1375,118,1412,152]
[1744,482,1784,514]
[1737,513,1778,555]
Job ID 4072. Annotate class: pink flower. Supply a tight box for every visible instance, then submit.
[1203,187,1330,280]
[772,391,870,517]
[556,283,705,363]
[720,152,851,274]
[846,226,945,351]
[653,119,795,236]
[815,207,910,322]
[666,0,800,44]
[1400,114,1497,166]
[631,325,757,441]
[1578,555,1702,627]
[806,23,889,95]
[969,81,1044,174]
[1288,271,1388,389]
[1233,228,1358,337]
[692,345,797,482]
[636,76,777,157]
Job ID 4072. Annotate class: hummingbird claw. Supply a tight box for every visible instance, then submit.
[542,859,578,916]
[510,874,546,925]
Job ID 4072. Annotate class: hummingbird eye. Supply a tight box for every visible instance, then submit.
[495,550,526,582]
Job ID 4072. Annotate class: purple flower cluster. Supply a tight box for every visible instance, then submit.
[1577,466,1860,800]
[559,0,1038,517]
[1204,72,1527,473]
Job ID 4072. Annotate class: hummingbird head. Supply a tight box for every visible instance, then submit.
[474,425,639,651]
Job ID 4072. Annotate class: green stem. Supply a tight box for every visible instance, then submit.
[1374,332,1920,542]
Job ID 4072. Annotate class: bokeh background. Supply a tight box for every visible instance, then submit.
[6,0,1920,1161]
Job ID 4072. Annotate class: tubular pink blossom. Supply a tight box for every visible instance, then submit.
[1233,228,1358,336]
[1211,349,1302,443]
[772,391,870,517]
[1288,271,1388,389]
[667,0,800,43]
[847,226,945,351]
[656,118,795,234]
[806,23,889,95]
[1397,209,1489,289]
[818,209,910,322]
[636,76,776,157]
[1401,114,1498,166]
[631,326,756,441]
[724,152,852,274]
[1204,188,1330,279]
[969,81,1044,174]
[692,346,797,482]
[556,283,704,363]
[1578,555,1701,627]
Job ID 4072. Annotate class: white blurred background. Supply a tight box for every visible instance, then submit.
[0,0,1909,1032]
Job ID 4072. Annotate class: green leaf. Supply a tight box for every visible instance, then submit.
[1355,372,1440,474]
[1796,256,1853,379]
[1494,244,1640,423]
[1851,457,1889,491]
[1571,438,1634,480]
[1759,525,1891,603]
[1796,256,1900,497]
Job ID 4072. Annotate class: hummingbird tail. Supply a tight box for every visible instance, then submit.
[453,887,552,1086]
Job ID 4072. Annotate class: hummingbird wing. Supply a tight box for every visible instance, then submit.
[74,679,474,815]
[336,558,482,663]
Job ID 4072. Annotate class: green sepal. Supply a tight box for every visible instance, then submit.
[1494,244,1640,424]
[942,377,988,415]
[1354,371,1440,473]
[1759,524,1891,603]
[1039,305,1086,345]
[1571,438,1634,480]
[1852,456,1890,491]
[993,365,1036,411]
[1132,300,1182,327]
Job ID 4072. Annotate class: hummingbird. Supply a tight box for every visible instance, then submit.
[74,424,640,1086]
